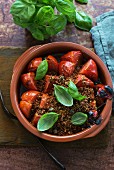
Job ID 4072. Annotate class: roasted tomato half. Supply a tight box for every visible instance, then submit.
[79,59,98,81]
[59,61,75,77]
[19,101,32,118]
[61,51,82,66]
[31,113,41,127]
[46,55,59,72]
[44,75,59,93]
[39,93,50,109]
[20,90,40,118]
[21,90,40,103]
[28,58,42,72]
[21,72,37,90]
[75,74,94,88]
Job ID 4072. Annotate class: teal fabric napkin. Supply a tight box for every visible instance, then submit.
[90,10,114,109]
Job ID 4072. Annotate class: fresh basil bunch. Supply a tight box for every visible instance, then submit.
[10,0,92,40]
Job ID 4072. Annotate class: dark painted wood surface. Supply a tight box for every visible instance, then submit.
[0,0,114,170]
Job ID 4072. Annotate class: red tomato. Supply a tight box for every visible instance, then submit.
[28,58,42,72]
[31,113,41,127]
[19,101,32,118]
[75,74,94,88]
[21,72,37,90]
[79,59,98,81]
[61,51,82,66]
[44,75,59,93]
[21,90,40,103]
[39,93,50,109]
[46,55,59,72]
[59,61,75,77]
[44,75,53,93]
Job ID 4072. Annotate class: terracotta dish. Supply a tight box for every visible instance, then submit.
[10,42,113,142]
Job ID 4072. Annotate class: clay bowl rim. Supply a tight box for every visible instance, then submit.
[10,42,113,142]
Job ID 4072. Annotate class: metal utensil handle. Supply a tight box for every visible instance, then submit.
[0,90,17,119]
[38,138,66,170]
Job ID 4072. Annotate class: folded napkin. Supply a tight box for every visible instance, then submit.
[90,10,114,110]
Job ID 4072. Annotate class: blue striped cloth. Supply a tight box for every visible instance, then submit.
[90,11,114,110]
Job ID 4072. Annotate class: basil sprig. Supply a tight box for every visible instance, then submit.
[68,80,86,101]
[54,84,73,107]
[37,112,59,131]
[54,81,86,106]
[71,112,88,125]
[10,0,92,40]
[35,59,48,80]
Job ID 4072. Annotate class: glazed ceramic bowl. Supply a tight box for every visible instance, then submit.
[10,42,113,142]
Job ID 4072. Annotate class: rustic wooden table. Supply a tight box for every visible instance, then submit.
[0,0,114,170]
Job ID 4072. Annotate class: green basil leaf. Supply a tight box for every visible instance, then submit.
[68,80,86,101]
[76,0,88,4]
[31,29,44,41]
[38,26,50,39]
[37,112,59,131]
[13,16,31,28]
[68,80,78,96]
[71,112,88,125]
[21,0,38,5]
[73,93,86,101]
[50,14,67,33]
[37,0,49,3]
[37,0,55,8]
[67,12,76,22]
[75,11,92,31]
[35,4,45,8]
[10,1,36,22]
[46,14,67,35]
[35,60,48,80]
[55,0,76,16]
[28,25,44,40]
[54,84,73,107]
[34,6,54,25]
[68,80,78,92]
[46,26,55,36]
